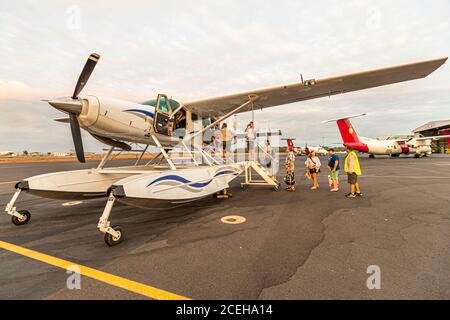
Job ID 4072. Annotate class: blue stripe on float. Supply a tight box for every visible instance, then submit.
[147,175,212,188]
[147,170,240,189]
[213,170,238,177]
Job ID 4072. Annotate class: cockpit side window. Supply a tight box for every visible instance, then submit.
[157,95,171,114]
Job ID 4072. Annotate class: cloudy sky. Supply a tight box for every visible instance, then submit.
[1,0,449,152]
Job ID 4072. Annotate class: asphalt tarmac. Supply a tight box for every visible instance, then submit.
[0,154,449,300]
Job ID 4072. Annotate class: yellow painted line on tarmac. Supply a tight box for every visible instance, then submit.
[0,240,190,300]
[0,181,17,185]
[0,166,37,169]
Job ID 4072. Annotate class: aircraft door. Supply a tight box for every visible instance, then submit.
[153,94,174,136]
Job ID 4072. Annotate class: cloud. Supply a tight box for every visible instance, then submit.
[0,80,54,101]
[0,99,103,152]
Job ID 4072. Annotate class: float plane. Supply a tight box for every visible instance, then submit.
[4,53,447,245]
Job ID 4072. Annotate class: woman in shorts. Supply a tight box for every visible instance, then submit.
[305,151,321,190]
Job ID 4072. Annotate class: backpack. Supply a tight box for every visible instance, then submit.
[284,172,295,186]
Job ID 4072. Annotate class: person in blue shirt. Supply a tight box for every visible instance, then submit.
[327,148,340,192]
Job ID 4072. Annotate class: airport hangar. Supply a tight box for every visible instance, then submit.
[414,120,450,153]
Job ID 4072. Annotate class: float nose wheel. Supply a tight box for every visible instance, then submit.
[104,225,123,247]
[11,210,31,226]
[98,194,125,247]
[5,189,31,226]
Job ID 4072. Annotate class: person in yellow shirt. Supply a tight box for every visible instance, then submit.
[344,146,363,198]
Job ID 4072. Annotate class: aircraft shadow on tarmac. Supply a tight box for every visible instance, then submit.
[0,186,252,253]
[0,169,304,259]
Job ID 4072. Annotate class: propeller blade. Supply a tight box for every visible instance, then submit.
[72,53,100,99]
[69,113,85,163]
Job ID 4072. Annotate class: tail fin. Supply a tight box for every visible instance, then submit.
[286,139,295,148]
[336,119,360,144]
[282,138,296,148]
[322,113,366,145]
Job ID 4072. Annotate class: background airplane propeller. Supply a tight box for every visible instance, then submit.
[48,53,100,163]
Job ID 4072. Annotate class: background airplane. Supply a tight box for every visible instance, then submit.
[283,138,329,156]
[0,151,17,156]
[305,145,329,156]
[323,114,450,158]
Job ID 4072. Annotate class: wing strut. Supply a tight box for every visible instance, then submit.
[185,94,259,143]
[150,134,177,171]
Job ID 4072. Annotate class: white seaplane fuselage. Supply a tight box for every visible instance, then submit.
[76,95,181,146]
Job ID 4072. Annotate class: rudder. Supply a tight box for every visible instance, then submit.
[336,119,360,144]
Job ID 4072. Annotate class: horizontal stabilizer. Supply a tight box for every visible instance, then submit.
[235,129,282,138]
[321,113,367,124]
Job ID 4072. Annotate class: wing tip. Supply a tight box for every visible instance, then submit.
[431,56,448,65]
[420,56,448,77]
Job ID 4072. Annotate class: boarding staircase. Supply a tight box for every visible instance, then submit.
[240,141,280,190]
[241,161,280,190]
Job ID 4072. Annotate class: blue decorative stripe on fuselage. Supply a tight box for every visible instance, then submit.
[124,109,154,119]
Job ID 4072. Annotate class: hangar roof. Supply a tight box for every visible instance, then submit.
[413,120,450,133]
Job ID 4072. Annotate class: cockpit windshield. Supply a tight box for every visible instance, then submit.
[146,95,185,137]
[141,98,181,112]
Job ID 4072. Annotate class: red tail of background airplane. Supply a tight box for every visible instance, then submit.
[336,118,360,144]
[322,114,366,145]
[286,138,295,148]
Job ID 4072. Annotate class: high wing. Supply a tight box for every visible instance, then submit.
[234,129,282,139]
[182,57,447,117]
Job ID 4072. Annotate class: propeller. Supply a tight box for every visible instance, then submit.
[48,53,100,163]
[72,53,100,99]
[69,113,85,162]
